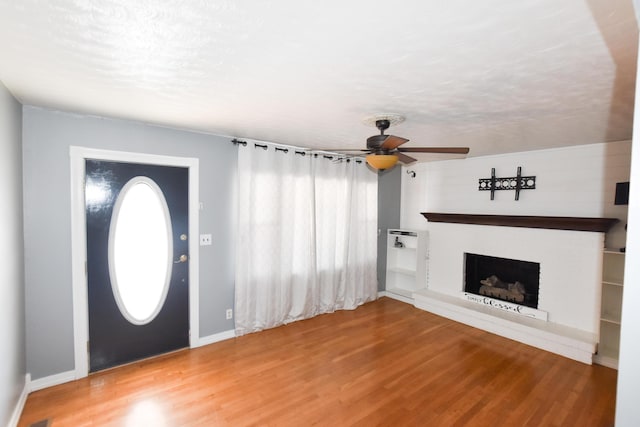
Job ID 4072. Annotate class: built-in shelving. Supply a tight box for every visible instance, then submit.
[385,229,427,303]
[594,249,625,369]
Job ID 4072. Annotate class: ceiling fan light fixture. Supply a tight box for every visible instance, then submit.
[366,154,398,170]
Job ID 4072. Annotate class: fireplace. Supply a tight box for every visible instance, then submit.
[464,253,540,309]
[413,213,616,363]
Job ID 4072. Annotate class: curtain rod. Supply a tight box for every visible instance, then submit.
[231,138,362,163]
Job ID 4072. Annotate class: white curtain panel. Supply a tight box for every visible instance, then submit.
[235,145,378,336]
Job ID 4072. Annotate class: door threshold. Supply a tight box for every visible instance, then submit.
[89,346,189,375]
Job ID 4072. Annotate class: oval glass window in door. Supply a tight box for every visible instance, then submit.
[108,176,173,325]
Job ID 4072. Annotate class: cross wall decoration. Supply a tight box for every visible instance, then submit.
[478,167,536,201]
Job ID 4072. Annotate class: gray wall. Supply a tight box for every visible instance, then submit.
[23,107,237,380]
[377,167,401,291]
[0,82,26,425]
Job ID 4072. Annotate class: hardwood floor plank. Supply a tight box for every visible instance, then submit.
[19,298,616,426]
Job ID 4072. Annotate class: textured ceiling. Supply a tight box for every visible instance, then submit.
[0,0,638,159]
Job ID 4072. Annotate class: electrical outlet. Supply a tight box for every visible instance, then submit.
[200,234,212,246]
[226,308,233,320]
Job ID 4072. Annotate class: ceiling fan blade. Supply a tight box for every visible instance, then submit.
[396,152,418,164]
[380,135,409,150]
[398,147,470,154]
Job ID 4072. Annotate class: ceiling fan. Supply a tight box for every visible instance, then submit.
[331,115,470,170]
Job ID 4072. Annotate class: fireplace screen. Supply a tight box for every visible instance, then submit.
[464,253,540,309]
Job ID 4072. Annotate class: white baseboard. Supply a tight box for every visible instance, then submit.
[28,369,77,392]
[195,329,236,347]
[8,373,30,427]
[593,353,619,370]
[379,290,414,305]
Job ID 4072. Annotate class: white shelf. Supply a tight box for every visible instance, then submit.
[388,267,417,277]
[595,250,625,369]
[602,251,625,285]
[385,229,427,300]
[593,345,619,369]
[600,317,621,326]
[382,289,414,305]
[603,277,624,286]
[388,245,417,252]
[604,248,625,254]
[602,281,623,287]
[386,287,413,299]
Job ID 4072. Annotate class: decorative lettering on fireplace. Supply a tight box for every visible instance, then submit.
[462,292,548,321]
[468,295,522,314]
[466,294,523,313]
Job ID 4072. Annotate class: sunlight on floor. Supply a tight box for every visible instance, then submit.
[125,399,168,427]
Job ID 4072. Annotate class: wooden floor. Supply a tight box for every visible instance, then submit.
[19,297,617,426]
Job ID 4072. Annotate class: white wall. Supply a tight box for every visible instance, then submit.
[0,82,26,426]
[615,4,640,423]
[616,116,640,426]
[400,141,631,335]
[401,141,631,249]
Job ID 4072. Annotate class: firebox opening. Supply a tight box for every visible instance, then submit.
[464,253,540,309]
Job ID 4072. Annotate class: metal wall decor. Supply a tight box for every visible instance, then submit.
[479,167,536,200]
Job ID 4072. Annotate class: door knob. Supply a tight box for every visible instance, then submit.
[175,254,188,263]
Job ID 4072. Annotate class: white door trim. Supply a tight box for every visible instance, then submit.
[69,146,200,379]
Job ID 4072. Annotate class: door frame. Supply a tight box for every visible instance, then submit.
[70,146,200,379]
